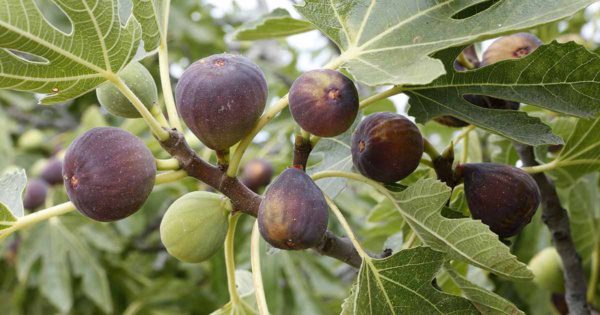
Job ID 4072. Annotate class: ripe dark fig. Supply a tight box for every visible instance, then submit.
[289,69,359,137]
[351,113,424,183]
[23,179,48,210]
[63,127,156,222]
[96,62,158,118]
[482,33,542,66]
[176,54,267,151]
[258,168,328,250]
[40,158,63,185]
[458,163,541,238]
[241,159,274,193]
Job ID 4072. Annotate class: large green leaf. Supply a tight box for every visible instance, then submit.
[296,0,594,86]
[348,246,477,314]
[550,115,600,187]
[0,0,144,103]
[407,42,600,146]
[0,169,26,217]
[132,0,165,51]
[16,218,112,313]
[232,8,315,41]
[390,178,532,280]
[445,266,524,315]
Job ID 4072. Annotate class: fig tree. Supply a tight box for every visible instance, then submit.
[160,191,230,263]
[289,69,359,137]
[241,159,274,192]
[176,54,268,151]
[529,247,564,293]
[40,158,63,185]
[63,127,156,222]
[458,163,541,238]
[23,179,48,210]
[96,62,158,118]
[351,113,424,183]
[258,168,328,250]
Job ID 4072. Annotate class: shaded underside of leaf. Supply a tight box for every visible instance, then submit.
[232,8,315,41]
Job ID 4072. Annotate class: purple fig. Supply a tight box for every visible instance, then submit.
[241,159,274,193]
[23,179,48,210]
[40,158,63,185]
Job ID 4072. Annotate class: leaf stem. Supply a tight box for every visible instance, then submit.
[251,221,270,315]
[0,202,76,239]
[155,170,187,184]
[588,244,600,304]
[423,138,441,160]
[155,158,181,170]
[359,86,403,110]
[225,213,242,305]
[108,75,169,141]
[453,125,476,146]
[323,195,369,259]
[158,0,183,131]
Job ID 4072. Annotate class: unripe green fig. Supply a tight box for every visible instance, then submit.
[351,113,424,183]
[23,179,48,210]
[96,62,158,118]
[160,191,230,263]
[289,69,359,137]
[63,127,156,222]
[529,247,564,293]
[18,129,45,151]
[241,159,274,193]
[40,158,63,185]
[176,54,267,151]
[458,163,541,238]
[258,168,329,250]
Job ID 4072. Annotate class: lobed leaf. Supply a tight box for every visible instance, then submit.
[232,8,315,41]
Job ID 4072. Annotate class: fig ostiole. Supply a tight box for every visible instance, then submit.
[96,62,158,118]
[351,112,424,183]
[23,179,48,210]
[258,168,329,250]
[160,191,231,263]
[289,69,359,137]
[176,53,267,151]
[63,127,156,222]
[458,163,541,238]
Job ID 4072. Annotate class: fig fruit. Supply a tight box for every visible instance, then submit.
[458,163,541,237]
[529,247,564,293]
[258,168,328,250]
[18,129,45,151]
[160,191,230,263]
[482,33,542,66]
[96,62,158,118]
[241,159,274,193]
[176,54,268,151]
[289,69,359,137]
[351,113,424,183]
[63,127,156,222]
[40,158,63,185]
[23,179,48,210]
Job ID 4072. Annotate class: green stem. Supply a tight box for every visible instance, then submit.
[420,158,434,168]
[0,202,76,239]
[151,105,169,128]
[423,138,441,160]
[588,244,600,304]
[251,221,270,315]
[108,75,169,141]
[225,213,242,305]
[158,0,183,131]
[461,130,469,164]
[155,158,180,170]
[155,170,187,184]
[453,125,476,146]
[323,195,369,259]
[521,161,559,174]
[359,86,403,109]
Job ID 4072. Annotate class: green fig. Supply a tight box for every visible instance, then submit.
[160,191,231,263]
[529,247,564,293]
[96,62,158,118]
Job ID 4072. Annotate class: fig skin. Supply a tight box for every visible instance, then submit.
[482,33,543,66]
[23,179,48,210]
[241,159,274,193]
[258,168,329,250]
[289,69,359,137]
[40,158,63,185]
[351,113,424,183]
[459,163,541,238]
[160,191,230,263]
[529,247,564,293]
[63,127,156,222]
[96,62,158,118]
[176,54,268,151]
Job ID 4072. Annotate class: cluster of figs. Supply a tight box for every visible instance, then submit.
[28,33,543,263]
